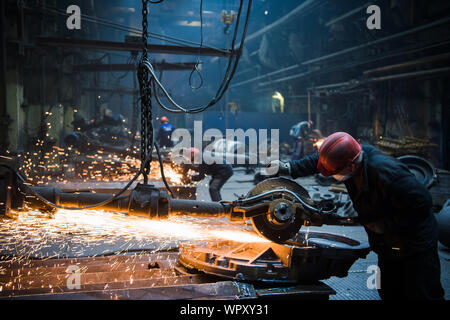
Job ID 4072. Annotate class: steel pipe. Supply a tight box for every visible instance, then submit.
[27,185,230,219]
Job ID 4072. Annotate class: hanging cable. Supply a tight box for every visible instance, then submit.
[189,0,204,90]
[154,142,175,198]
[144,0,251,114]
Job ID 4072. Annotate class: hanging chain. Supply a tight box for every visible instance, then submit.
[138,0,153,184]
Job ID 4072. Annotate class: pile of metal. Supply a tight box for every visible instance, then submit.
[375,136,437,157]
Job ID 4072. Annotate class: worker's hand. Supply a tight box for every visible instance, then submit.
[266,160,291,176]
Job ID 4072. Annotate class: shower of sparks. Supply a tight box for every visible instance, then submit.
[0,208,268,261]
[9,111,189,186]
[17,146,185,185]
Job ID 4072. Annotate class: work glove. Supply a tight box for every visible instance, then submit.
[268,160,291,176]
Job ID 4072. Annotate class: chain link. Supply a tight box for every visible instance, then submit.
[139,0,153,184]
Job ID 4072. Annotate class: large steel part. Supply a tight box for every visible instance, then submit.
[25,184,228,219]
[0,252,335,300]
[397,155,437,189]
[178,231,370,283]
[437,200,450,248]
[246,177,313,243]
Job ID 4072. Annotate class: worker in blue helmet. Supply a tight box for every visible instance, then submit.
[157,116,175,148]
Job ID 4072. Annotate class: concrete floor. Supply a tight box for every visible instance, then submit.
[213,168,450,300]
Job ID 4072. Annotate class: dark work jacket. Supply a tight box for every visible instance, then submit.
[157,123,175,148]
[290,145,438,259]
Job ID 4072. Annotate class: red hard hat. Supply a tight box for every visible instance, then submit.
[160,116,168,123]
[317,132,361,176]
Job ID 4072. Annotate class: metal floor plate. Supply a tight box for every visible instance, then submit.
[0,251,335,300]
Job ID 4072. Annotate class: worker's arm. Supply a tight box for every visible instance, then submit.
[288,153,320,178]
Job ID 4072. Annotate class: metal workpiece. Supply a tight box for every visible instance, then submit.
[245,178,313,243]
[169,198,230,218]
[178,230,370,283]
[21,183,233,219]
[127,183,169,218]
[25,186,130,213]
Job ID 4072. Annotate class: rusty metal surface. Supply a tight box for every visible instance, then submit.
[179,231,370,283]
[0,251,334,300]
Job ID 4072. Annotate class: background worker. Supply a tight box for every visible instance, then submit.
[157,116,175,148]
[273,132,444,300]
[181,147,233,202]
[290,120,314,160]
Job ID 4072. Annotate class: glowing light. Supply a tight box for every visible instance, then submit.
[272,91,284,113]
[0,208,267,260]
[210,230,268,243]
[313,138,325,149]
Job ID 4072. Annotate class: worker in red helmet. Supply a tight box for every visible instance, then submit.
[179,147,233,202]
[273,132,444,300]
[157,116,175,148]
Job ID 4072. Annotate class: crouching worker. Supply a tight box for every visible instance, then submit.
[179,147,233,202]
[271,132,444,300]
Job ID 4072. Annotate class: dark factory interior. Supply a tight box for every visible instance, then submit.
[0,0,450,303]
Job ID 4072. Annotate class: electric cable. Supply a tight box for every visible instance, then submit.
[25,4,227,53]
[153,142,175,198]
[189,0,204,90]
[142,0,251,114]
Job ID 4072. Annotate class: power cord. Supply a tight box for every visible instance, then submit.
[145,0,251,114]
[189,0,204,90]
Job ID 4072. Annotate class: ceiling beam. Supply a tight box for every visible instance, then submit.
[38,37,232,57]
[74,62,197,72]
